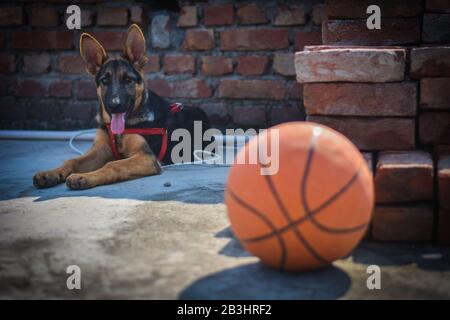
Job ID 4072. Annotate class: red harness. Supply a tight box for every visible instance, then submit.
[106,103,183,161]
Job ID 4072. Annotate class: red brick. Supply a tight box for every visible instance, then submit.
[26,101,57,121]
[312,4,326,25]
[172,79,212,98]
[198,103,230,125]
[49,80,72,98]
[326,0,422,18]
[426,0,450,13]
[130,5,145,25]
[76,81,97,100]
[218,80,286,100]
[97,8,128,26]
[273,53,295,76]
[306,116,415,150]
[236,56,268,75]
[201,56,233,76]
[270,106,303,126]
[177,6,197,27]
[423,14,450,43]
[295,47,406,83]
[163,55,195,74]
[410,47,450,78]
[372,206,433,242]
[375,151,434,204]
[59,55,86,74]
[89,32,126,51]
[232,106,266,126]
[237,4,268,25]
[30,7,58,27]
[183,29,215,50]
[204,4,233,26]
[147,79,212,98]
[0,7,23,26]
[420,78,450,110]
[81,9,95,27]
[323,18,421,46]
[287,82,303,100]
[23,54,51,75]
[419,112,450,145]
[0,97,26,120]
[438,210,450,245]
[273,5,305,26]
[221,28,289,51]
[16,80,46,97]
[143,55,160,73]
[147,79,172,97]
[2,78,16,96]
[304,83,417,116]
[295,31,322,51]
[12,32,73,50]
[435,145,450,160]
[0,78,7,96]
[0,54,15,74]
[63,101,94,121]
[439,156,450,211]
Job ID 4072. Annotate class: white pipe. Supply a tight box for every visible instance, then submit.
[0,129,253,167]
[0,130,96,141]
[0,130,253,144]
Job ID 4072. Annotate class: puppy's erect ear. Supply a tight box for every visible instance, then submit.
[124,24,148,69]
[80,33,107,75]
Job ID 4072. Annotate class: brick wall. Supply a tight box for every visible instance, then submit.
[295,0,450,244]
[0,0,325,130]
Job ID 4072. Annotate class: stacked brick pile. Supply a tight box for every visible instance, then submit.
[295,0,450,244]
[0,0,326,130]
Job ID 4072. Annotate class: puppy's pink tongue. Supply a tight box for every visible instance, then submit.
[111,113,125,134]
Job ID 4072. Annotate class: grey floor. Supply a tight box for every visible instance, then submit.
[0,139,449,299]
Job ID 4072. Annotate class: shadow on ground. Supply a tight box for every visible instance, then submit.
[215,226,450,272]
[351,242,450,271]
[179,262,351,299]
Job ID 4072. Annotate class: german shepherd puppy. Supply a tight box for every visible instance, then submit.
[33,24,209,190]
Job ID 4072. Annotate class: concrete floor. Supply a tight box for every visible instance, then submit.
[0,139,449,299]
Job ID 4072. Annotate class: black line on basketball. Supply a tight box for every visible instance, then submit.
[263,174,329,266]
[301,135,368,234]
[226,190,288,270]
[241,168,364,243]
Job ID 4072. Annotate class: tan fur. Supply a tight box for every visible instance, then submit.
[134,81,145,113]
[97,86,111,124]
[65,134,161,189]
[33,24,162,190]
[80,33,107,75]
[33,129,114,188]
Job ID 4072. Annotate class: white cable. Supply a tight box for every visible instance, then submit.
[69,129,97,155]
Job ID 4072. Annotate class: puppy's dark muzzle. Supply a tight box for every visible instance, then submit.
[106,97,128,114]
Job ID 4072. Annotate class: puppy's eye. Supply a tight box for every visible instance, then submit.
[100,78,110,85]
[123,76,134,85]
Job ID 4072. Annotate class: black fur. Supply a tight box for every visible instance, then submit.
[130,90,210,164]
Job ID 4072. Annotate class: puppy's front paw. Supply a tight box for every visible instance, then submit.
[33,171,62,189]
[66,174,94,190]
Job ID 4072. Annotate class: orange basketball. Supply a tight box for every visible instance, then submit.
[225,122,374,271]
